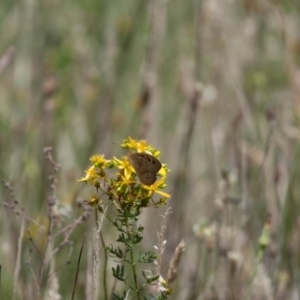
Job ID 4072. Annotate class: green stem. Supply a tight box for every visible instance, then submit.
[126,223,141,300]
[246,248,264,300]
[100,231,108,300]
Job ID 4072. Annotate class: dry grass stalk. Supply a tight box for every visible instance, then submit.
[0,46,15,76]
[93,207,107,300]
[45,260,61,300]
[167,240,185,285]
[155,207,172,278]
[12,218,26,300]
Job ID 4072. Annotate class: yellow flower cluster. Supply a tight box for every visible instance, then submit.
[79,137,170,208]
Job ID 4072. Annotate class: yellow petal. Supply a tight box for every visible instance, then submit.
[155,190,171,198]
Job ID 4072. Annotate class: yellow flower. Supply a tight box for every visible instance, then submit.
[79,139,171,206]
[115,174,136,191]
[85,195,102,207]
[121,136,159,156]
[158,164,170,178]
[78,165,98,183]
[78,155,109,184]
[142,178,170,198]
[112,156,134,180]
[90,155,109,168]
[84,195,103,212]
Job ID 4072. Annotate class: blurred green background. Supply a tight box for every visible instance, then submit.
[1,0,300,299]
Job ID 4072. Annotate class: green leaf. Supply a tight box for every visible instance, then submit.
[112,290,130,300]
[139,251,157,263]
[112,264,126,281]
[142,270,160,284]
[106,245,124,259]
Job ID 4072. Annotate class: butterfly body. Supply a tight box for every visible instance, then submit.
[128,152,162,185]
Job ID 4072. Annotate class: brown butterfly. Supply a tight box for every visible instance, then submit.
[128,152,162,185]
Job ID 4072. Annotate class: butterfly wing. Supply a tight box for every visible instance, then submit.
[137,170,157,185]
[128,153,162,185]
